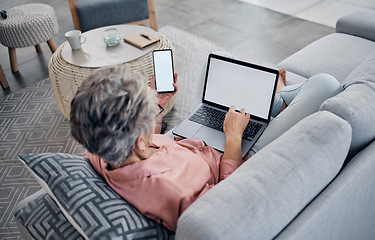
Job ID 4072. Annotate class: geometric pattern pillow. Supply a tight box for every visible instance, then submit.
[14,188,84,240]
[18,153,174,240]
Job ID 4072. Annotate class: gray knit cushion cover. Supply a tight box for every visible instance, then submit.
[0,4,59,48]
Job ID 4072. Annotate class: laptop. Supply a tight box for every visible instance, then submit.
[172,53,279,157]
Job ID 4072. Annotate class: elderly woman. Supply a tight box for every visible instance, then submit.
[70,60,343,231]
[70,65,250,231]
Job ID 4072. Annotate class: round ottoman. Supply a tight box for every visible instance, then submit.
[0,3,59,72]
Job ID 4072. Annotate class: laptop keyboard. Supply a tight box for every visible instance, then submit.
[189,105,263,141]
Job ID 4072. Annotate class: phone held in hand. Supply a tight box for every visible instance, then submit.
[152,49,175,93]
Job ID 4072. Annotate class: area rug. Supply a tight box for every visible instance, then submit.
[0,25,267,238]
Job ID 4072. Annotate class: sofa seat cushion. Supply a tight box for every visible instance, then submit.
[18,153,174,240]
[176,111,352,240]
[321,52,375,159]
[283,71,307,86]
[277,33,375,82]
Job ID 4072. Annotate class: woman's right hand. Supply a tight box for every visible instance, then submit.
[150,73,178,108]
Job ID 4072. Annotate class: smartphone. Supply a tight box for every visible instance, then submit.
[152,49,175,93]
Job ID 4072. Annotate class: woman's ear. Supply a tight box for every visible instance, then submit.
[135,135,146,152]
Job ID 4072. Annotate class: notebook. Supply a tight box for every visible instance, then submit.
[172,53,279,157]
[123,31,160,49]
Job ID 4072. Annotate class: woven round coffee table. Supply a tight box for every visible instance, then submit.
[48,25,176,119]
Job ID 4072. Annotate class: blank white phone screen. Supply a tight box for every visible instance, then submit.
[204,58,277,119]
[153,50,175,92]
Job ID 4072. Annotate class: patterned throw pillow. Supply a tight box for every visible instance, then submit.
[14,189,84,240]
[18,153,174,240]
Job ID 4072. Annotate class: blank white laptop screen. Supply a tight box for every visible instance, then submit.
[204,57,277,119]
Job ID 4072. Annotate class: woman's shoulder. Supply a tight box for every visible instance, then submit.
[152,134,175,145]
[153,134,206,149]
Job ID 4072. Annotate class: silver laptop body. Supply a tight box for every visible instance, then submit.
[173,53,279,158]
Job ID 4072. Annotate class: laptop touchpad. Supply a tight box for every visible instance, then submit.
[193,126,226,152]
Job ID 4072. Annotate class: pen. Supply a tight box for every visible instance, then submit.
[140,33,152,40]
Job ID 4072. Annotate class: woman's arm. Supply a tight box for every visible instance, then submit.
[222,106,250,165]
[150,73,178,134]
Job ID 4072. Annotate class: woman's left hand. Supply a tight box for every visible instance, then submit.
[150,73,178,107]
[223,106,250,140]
[222,106,250,164]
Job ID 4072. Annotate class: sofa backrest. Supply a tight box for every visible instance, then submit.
[176,111,352,240]
[320,51,375,159]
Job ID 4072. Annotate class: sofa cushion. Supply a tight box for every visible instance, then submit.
[342,51,375,87]
[14,189,84,240]
[336,10,375,42]
[176,111,352,240]
[320,52,375,159]
[277,33,375,82]
[18,153,174,240]
[275,136,375,240]
[283,71,307,86]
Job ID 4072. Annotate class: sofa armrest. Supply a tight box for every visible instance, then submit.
[176,111,352,240]
[336,10,375,42]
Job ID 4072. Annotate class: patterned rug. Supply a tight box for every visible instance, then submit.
[0,25,268,239]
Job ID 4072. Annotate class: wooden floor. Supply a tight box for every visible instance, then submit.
[0,0,336,99]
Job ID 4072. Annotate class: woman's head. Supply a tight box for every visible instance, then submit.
[70,66,158,167]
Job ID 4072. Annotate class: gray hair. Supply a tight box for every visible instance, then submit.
[70,65,158,166]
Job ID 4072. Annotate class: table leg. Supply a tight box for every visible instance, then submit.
[35,44,43,52]
[9,47,18,73]
[0,63,9,89]
[47,39,57,53]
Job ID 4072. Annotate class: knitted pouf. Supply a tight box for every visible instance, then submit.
[0,3,59,73]
[0,3,59,48]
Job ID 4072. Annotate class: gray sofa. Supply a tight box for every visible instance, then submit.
[14,10,375,240]
[177,10,375,240]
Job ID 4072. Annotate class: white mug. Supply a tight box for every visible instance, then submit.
[65,30,86,50]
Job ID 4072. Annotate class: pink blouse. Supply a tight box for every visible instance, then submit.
[87,134,240,231]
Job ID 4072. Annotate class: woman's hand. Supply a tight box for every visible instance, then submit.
[150,73,178,107]
[223,106,250,140]
[222,106,250,164]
